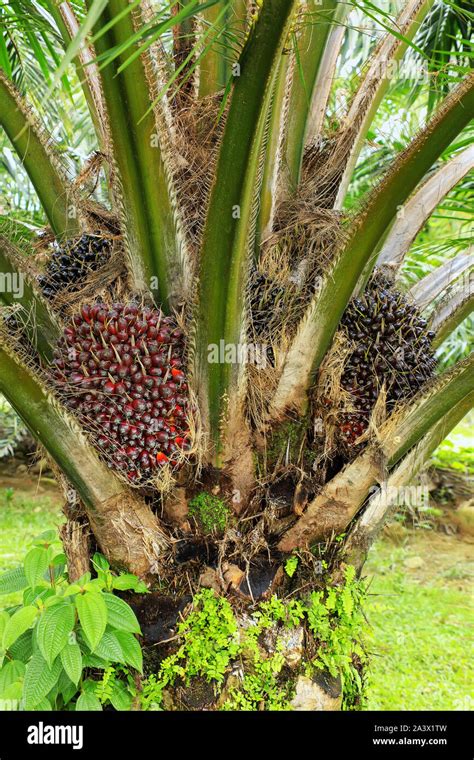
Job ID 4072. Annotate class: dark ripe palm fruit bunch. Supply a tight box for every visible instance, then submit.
[250,270,286,338]
[51,302,190,483]
[38,234,112,299]
[337,275,437,446]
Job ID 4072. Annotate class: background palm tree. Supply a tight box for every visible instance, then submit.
[0,0,472,710]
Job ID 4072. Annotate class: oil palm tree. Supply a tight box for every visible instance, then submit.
[0,0,473,710]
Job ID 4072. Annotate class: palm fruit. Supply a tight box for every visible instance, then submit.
[38,234,111,299]
[51,302,190,482]
[249,271,286,338]
[337,275,437,446]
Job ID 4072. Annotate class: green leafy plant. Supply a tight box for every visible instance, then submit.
[284,554,299,578]
[432,437,474,474]
[0,535,145,711]
[0,398,27,459]
[306,565,368,709]
[131,575,368,712]
[160,588,239,687]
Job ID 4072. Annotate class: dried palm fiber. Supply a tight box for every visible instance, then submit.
[245,134,350,426]
[258,131,349,341]
[172,91,226,251]
[0,72,85,225]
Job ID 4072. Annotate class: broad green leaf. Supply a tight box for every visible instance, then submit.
[43,594,69,609]
[60,641,83,686]
[0,611,9,641]
[3,606,38,650]
[92,554,110,573]
[36,603,75,668]
[34,697,52,711]
[0,566,28,595]
[110,682,133,711]
[103,594,141,633]
[31,530,57,545]
[94,631,125,664]
[0,660,25,695]
[0,679,23,703]
[112,574,147,593]
[76,691,102,711]
[64,584,82,597]
[75,573,92,586]
[23,587,55,607]
[24,547,49,588]
[82,653,109,669]
[8,630,33,663]
[23,651,62,709]
[81,678,100,693]
[75,592,107,651]
[84,579,106,592]
[56,668,78,706]
[114,631,142,673]
[61,680,78,707]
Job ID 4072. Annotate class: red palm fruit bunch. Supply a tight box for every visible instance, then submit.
[51,302,190,483]
[337,275,437,447]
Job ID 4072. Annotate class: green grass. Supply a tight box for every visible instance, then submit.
[0,485,63,606]
[363,538,473,710]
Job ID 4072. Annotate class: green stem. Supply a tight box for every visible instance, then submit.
[432,289,474,348]
[283,0,340,193]
[198,0,247,97]
[0,236,62,362]
[0,344,124,507]
[88,0,186,311]
[334,0,434,209]
[0,72,80,239]
[195,0,297,459]
[257,51,291,244]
